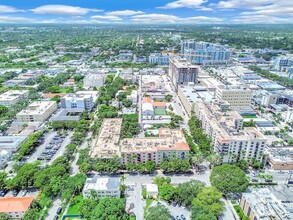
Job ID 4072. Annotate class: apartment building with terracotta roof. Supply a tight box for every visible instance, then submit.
[90,119,190,164]
[0,196,34,219]
[120,128,189,164]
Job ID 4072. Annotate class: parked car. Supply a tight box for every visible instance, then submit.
[56,207,62,215]
[12,190,18,197]
[21,190,28,197]
[0,189,7,197]
[181,214,186,220]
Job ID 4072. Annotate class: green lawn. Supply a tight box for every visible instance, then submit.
[242,115,257,119]
[144,199,153,217]
[154,108,167,116]
[67,195,84,215]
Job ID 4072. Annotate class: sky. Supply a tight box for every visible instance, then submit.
[0,0,292,24]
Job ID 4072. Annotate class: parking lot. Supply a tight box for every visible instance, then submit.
[153,201,191,220]
[25,130,73,164]
[1,189,38,198]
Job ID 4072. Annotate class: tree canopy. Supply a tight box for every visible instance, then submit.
[210,164,249,194]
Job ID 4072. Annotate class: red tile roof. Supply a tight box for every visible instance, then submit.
[0,196,34,213]
[156,142,190,151]
[153,102,166,107]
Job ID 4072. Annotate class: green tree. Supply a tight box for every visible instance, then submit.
[7,162,40,190]
[145,160,156,173]
[191,152,204,169]
[0,213,9,220]
[193,187,224,217]
[91,198,130,220]
[79,199,96,219]
[210,164,249,194]
[0,172,7,189]
[165,94,173,102]
[177,180,205,207]
[122,99,133,107]
[236,160,249,171]
[191,200,217,220]
[146,204,171,220]
[159,183,177,201]
[0,105,8,118]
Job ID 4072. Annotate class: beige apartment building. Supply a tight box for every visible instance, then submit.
[90,118,190,164]
[178,84,266,163]
[16,101,57,122]
[0,90,29,107]
[216,85,252,108]
[90,118,123,158]
[194,100,266,163]
[120,128,189,164]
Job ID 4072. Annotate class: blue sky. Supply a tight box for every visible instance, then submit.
[0,0,292,24]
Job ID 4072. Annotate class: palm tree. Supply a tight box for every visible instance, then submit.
[191,152,204,170]
[121,174,126,184]
[206,153,222,169]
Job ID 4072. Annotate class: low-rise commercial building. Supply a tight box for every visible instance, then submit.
[0,150,12,169]
[0,196,34,219]
[16,101,57,122]
[0,136,27,152]
[61,91,98,111]
[83,74,106,89]
[149,53,170,65]
[216,85,252,108]
[0,90,29,107]
[83,176,120,199]
[146,184,158,198]
[240,189,293,220]
[266,148,293,170]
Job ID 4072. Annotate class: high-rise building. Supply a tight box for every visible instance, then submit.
[181,41,231,65]
[169,58,199,89]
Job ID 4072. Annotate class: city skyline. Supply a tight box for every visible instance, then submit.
[0,0,292,24]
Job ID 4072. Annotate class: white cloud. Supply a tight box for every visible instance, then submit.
[91,15,122,21]
[158,0,207,9]
[31,5,101,16]
[0,5,23,13]
[0,16,34,23]
[232,15,293,24]
[106,10,144,16]
[212,0,293,23]
[131,13,222,24]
